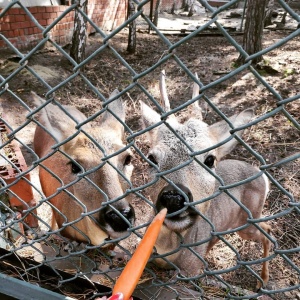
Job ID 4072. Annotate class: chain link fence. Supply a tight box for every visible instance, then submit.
[0,0,300,299]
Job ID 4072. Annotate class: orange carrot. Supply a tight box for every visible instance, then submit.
[112,208,167,300]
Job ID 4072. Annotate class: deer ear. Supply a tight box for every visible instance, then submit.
[209,108,254,158]
[140,101,161,128]
[102,89,126,139]
[190,73,203,121]
[140,101,161,141]
[32,92,87,142]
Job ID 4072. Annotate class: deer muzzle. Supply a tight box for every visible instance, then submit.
[100,203,135,234]
[157,184,193,217]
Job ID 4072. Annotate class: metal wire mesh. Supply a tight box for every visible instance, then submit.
[0,0,299,299]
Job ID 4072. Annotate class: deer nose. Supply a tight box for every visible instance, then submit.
[103,205,135,232]
[157,184,193,215]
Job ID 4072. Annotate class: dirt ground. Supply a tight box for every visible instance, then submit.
[0,9,300,300]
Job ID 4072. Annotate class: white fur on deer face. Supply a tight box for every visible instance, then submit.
[33,90,134,245]
[140,72,254,233]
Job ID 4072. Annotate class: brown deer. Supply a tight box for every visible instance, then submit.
[33,90,135,246]
[140,71,272,289]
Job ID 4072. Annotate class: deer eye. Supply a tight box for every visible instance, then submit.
[147,154,158,166]
[69,161,82,174]
[124,154,132,166]
[204,155,215,168]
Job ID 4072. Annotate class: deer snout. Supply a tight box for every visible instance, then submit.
[101,204,135,233]
[157,184,193,215]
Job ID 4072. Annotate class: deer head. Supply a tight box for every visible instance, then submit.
[33,90,135,245]
[140,70,254,232]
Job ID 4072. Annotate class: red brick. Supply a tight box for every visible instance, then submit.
[11,9,17,15]
[12,8,23,15]
[28,27,34,34]
[50,12,57,19]
[2,15,9,23]
[10,22,21,30]
[29,7,38,13]
[52,6,61,12]
[6,30,15,38]
[15,15,26,22]
[33,13,43,21]
[19,21,31,29]
[29,21,35,27]
[38,7,46,12]
[46,6,53,12]
[24,14,31,21]
[7,15,15,23]
[9,8,19,15]
[42,12,50,19]
[33,27,41,33]
[18,9,27,15]
[13,29,19,36]
[0,23,10,31]
[39,19,47,26]
[0,41,5,48]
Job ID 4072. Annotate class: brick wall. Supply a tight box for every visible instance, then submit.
[0,0,127,51]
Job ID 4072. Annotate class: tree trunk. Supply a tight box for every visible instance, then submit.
[188,3,194,17]
[264,0,275,27]
[127,0,136,54]
[70,0,88,64]
[171,0,176,14]
[184,0,193,12]
[236,0,269,66]
[153,0,161,26]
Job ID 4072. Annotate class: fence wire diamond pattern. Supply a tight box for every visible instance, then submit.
[0,0,299,299]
